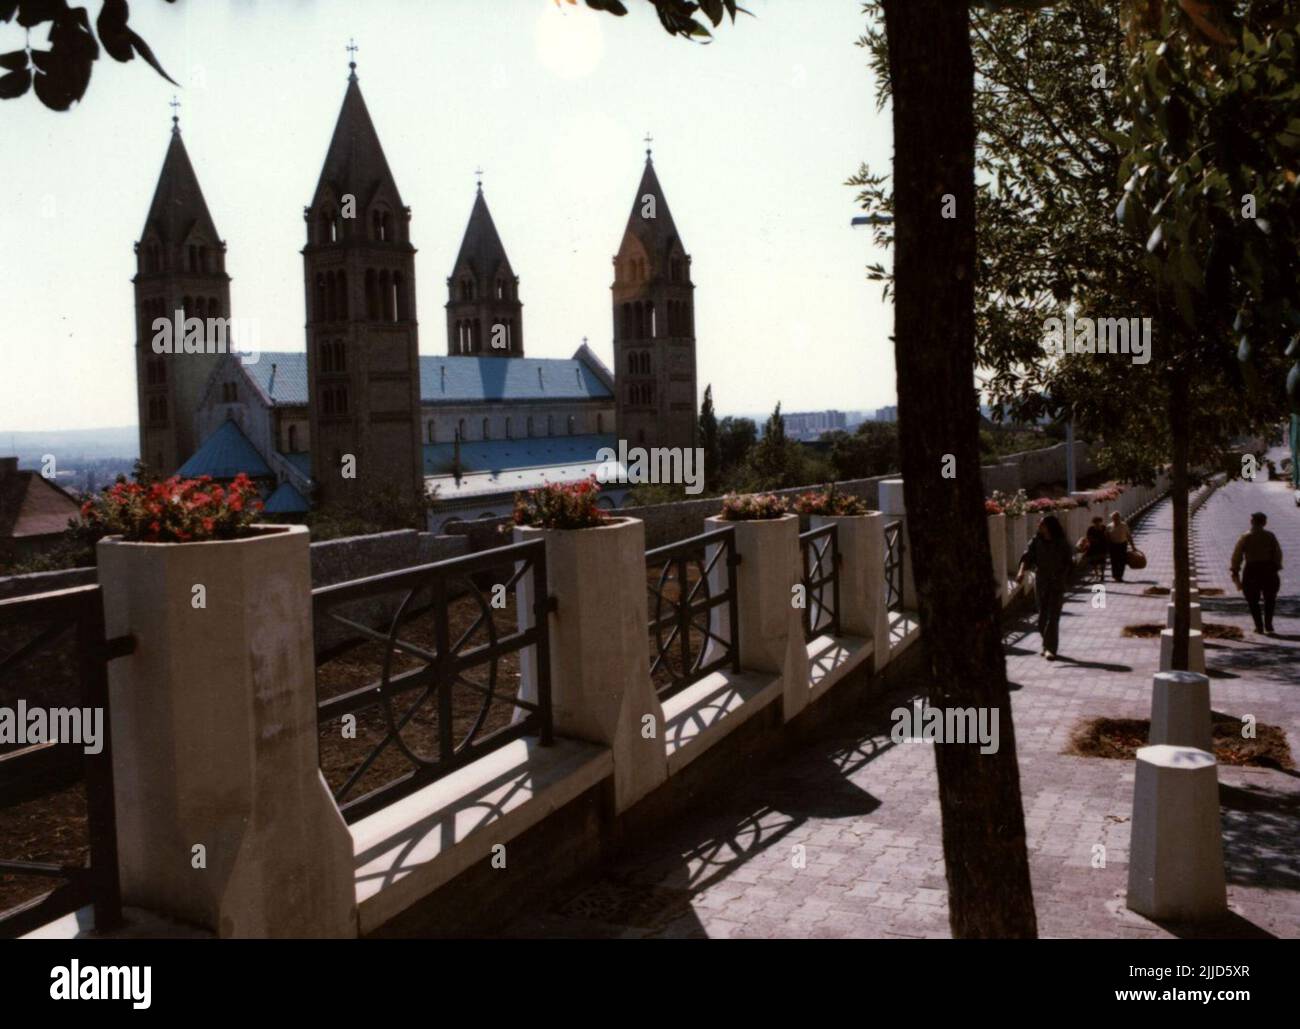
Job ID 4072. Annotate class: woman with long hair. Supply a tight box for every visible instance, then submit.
[1016,514,1074,660]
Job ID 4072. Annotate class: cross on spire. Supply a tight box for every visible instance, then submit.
[474,165,484,192]
[644,132,653,158]
[346,38,358,78]
[169,95,181,131]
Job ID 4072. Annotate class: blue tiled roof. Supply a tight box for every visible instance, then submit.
[243,352,611,406]
[263,481,310,514]
[424,434,618,476]
[177,420,272,480]
[283,451,312,478]
[421,356,611,403]
[243,354,311,406]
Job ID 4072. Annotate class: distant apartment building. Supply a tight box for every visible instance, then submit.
[781,409,847,441]
[874,406,898,423]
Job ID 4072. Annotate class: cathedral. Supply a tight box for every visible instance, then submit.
[132,60,699,530]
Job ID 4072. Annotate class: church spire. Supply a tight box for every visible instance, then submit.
[622,146,683,264]
[446,180,523,357]
[141,115,221,245]
[310,63,404,213]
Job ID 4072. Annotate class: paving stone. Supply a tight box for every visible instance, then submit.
[503,462,1300,939]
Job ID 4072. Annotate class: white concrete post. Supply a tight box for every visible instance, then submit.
[1148,670,1212,752]
[1005,513,1027,594]
[1159,628,1206,674]
[810,512,890,665]
[514,518,667,813]
[1165,602,1203,630]
[1127,744,1227,922]
[986,512,1007,605]
[705,513,810,722]
[97,525,356,938]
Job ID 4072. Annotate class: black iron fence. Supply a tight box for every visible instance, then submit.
[799,524,841,640]
[312,539,554,825]
[0,585,129,939]
[645,526,741,700]
[884,520,906,614]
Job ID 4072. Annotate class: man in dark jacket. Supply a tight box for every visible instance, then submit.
[1016,515,1075,660]
[1231,511,1284,634]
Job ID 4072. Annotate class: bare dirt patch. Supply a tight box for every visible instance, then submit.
[1069,715,1294,768]
[1122,622,1244,640]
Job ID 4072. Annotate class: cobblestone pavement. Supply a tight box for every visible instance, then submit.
[503,463,1300,939]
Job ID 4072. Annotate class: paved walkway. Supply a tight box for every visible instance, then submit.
[503,465,1300,938]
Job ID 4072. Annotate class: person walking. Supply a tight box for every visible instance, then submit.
[1084,515,1109,583]
[1106,512,1133,582]
[1016,514,1074,660]
[1230,511,1284,634]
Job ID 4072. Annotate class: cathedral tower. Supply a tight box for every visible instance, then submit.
[303,59,424,509]
[133,111,231,474]
[446,181,523,356]
[612,146,697,451]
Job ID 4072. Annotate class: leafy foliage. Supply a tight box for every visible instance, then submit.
[716,490,788,521]
[793,482,870,516]
[306,482,438,540]
[0,0,177,110]
[80,472,263,543]
[565,0,746,41]
[512,475,608,530]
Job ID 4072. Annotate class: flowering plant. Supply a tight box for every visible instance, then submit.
[1026,497,1057,513]
[80,474,264,543]
[1092,486,1121,503]
[794,484,869,517]
[984,498,1004,515]
[1054,497,1079,510]
[512,475,607,530]
[717,491,789,521]
[990,488,1029,516]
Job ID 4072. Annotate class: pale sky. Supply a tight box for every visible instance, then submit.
[0,0,895,433]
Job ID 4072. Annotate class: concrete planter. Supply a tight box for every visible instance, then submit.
[513,517,666,813]
[97,524,355,938]
[705,513,810,721]
[810,512,889,662]
[986,512,1007,604]
[1004,513,1027,589]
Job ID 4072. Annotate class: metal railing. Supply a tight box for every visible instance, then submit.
[312,539,554,825]
[884,520,906,614]
[645,526,741,700]
[799,524,841,640]
[0,585,129,939]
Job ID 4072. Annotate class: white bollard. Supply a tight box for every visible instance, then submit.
[1165,602,1203,630]
[1148,670,1212,752]
[1127,745,1227,922]
[1159,628,1206,673]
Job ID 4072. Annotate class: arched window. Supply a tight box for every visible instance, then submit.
[567,415,575,435]
[458,418,466,439]
[482,417,490,440]
[288,425,298,452]
[527,416,534,437]
[428,422,436,443]
[325,272,337,323]
[473,318,481,351]
[392,273,404,322]
[379,270,393,321]
[597,413,604,433]
[319,210,332,243]
[622,303,631,340]
[496,279,505,300]
[634,302,644,338]
[505,417,512,439]
[336,271,348,320]
[648,301,656,338]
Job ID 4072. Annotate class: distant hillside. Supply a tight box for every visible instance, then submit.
[1,426,138,464]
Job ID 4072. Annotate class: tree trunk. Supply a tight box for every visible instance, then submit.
[882,0,1037,937]
[1169,368,1191,669]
